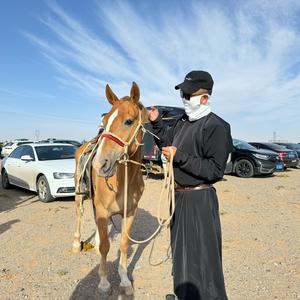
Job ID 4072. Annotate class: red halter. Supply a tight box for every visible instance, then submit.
[100,132,125,147]
[91,132,126,147]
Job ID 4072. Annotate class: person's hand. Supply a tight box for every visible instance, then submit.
[162,146,177,161]
[148,106,159,122]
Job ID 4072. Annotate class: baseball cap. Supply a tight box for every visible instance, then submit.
[175,70,214,95]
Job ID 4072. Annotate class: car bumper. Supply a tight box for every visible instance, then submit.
[49,178,75,198]
[254,160,282,174]
[285,159,299,168]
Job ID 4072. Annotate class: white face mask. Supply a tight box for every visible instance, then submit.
[181,94,211,121]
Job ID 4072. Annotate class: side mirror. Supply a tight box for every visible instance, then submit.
[21,155,34,161]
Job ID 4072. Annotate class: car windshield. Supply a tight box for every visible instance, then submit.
[233,139,257,150]
[35,145,76,161]
[266,143,289,151]
[285,144,300,150]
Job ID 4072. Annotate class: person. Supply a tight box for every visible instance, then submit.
[148,70,233,300]
[97,113,107,135]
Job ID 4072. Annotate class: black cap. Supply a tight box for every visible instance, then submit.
[175,70,214,94]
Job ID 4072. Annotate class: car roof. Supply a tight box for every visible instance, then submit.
[32,143,76,147]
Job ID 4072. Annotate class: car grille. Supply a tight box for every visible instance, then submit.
[57,187,75,193]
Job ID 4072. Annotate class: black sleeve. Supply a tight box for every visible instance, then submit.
[173,123,232,182]
[150,113,176,147]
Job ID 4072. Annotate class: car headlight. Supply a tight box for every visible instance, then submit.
[253,154,269,160]
[53,172,74,179]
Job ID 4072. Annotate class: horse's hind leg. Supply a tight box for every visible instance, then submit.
[119,207,137,296]
[97,216,111,297]
[72,194,83,253]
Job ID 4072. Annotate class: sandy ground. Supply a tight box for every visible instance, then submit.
[0,169,299,300]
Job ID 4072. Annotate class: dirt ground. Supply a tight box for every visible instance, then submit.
[0,169,299,300]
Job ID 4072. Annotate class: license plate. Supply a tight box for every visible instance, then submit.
[276,163,284,170]
[292,160,296,162]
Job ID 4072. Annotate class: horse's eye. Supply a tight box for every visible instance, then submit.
[124,119,133,126]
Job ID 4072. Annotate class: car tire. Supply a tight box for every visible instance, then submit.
[37,175,54,203]
[1,169,11,189]
[235,159,254,178]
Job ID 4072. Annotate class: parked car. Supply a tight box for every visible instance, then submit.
[275,143,300,168]
[226,139,284,178]
[38,139,82,147]
[249,142,299,168]
[1,139,33,157]
[1,143,76,202]
[141,106,185,174]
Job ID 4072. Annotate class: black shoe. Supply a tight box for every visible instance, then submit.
[166,294,176,300]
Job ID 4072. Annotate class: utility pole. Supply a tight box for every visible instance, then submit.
[35,129,40,141]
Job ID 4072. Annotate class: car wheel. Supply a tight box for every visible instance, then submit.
[1,169,11,189]
[235,159,254,178]
[37,175,54,203]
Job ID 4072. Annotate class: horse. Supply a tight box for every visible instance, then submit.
[72,82,149,296]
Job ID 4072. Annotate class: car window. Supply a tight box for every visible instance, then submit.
[233,140,257,150]
[266,143,289,151]
[34,145,76,161]
[5,142,13,147]
[9,146,25,159]
[286,144,300,151]
[22,145,35,160]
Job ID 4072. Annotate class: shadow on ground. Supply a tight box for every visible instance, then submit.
[0,176,38,213]
[0,219,20,235]
[70,207,159,300]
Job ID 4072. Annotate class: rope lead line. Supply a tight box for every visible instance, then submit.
[123,147,175,244]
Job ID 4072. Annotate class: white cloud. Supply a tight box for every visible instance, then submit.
[24,0,300,141]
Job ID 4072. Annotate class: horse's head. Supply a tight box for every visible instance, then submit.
[93,82,149,177]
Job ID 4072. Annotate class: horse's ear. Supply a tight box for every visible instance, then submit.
[130,81,140,103]
[105,84,119,105]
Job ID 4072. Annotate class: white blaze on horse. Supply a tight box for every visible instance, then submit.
[72,82,149,296]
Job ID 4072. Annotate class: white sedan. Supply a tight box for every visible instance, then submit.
[1,143,76,202]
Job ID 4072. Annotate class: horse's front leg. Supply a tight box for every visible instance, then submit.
[72,194,83,253]
[119,207,137,296]
[96,214,111,297]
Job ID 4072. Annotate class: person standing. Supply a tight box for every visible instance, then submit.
[148,70,233,300]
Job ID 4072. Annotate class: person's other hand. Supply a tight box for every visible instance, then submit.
[162,146,177,161]
[148,106,159,122]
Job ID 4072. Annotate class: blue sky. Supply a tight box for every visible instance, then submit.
[1,0,300,142]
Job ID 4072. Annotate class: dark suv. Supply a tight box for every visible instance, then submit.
[226,139,284,178]
[249,142,298,168]
[141,106,185,174]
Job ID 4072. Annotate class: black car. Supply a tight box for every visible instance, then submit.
[141,106,185,174]
[249,142,298,168]
[226,139,284,178]
[275,143,300,168]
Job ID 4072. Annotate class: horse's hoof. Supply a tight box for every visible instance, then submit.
[119,284,134,296]
[72,241,82,253]
[98,283,112,297]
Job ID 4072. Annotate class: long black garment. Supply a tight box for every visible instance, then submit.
[151,112,233,300]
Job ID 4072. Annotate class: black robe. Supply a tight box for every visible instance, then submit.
[151,112,233,300]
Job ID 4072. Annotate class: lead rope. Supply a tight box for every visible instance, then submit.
[122,147,175,244]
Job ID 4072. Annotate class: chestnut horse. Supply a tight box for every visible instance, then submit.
[72,82,148,296]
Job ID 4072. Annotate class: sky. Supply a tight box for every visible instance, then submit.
[0,0,300,143]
